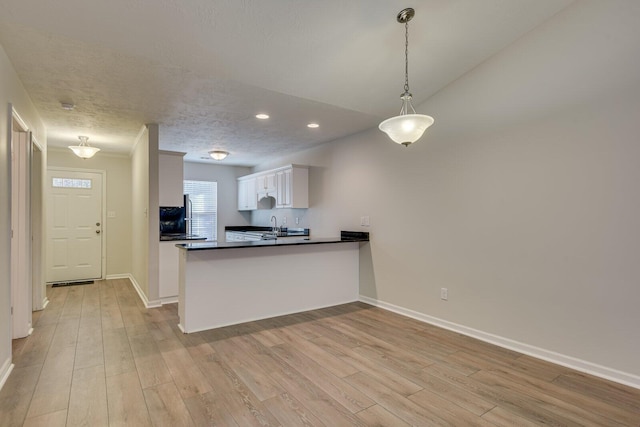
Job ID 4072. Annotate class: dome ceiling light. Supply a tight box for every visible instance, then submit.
[209,150,229,160]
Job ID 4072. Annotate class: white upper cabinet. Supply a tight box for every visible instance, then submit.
[237,165,308,211]
[256,172,277,198]
[276,166,308,209]
[159,151,185,206]
[237,177,257,211]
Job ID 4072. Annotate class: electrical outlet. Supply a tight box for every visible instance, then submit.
[282,216,287,225]
[360,216,370,227]
[440,288,448,300]
[295,217,299,225]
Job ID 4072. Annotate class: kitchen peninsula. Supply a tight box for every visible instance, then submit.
[175,232,369,333]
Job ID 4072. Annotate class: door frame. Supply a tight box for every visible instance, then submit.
[31,137,46,310]
[10,107,33,338]
[46,166,107,282]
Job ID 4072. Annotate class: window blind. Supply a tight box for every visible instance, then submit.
[184,180,218,241]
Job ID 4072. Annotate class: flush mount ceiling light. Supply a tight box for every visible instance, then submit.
[255,113,269,119]
[60,102,75,111]
[209,150,229,160]
[379,8,434,147]
[68,136,100,159]
[307,123,319,128]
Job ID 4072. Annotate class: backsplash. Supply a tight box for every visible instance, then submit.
[251,208,309,229]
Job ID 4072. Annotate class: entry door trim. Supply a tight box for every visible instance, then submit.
[47,166,107,281]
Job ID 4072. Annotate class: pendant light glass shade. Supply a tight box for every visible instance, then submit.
[379,114,434,146]
[379,8,434,147]
[69,136,100,159]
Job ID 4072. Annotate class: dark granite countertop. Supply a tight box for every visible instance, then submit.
[176,231,368,251]
[160,233,207,241]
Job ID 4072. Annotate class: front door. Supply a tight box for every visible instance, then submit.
[46,169,103,283]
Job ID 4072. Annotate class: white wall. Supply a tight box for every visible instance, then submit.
[130,124,160,305]
[131,127,150,298]
[253,0,640,384]
[47,149,132,277]
[148,125,160,302]
[0,44,46,387]
[184,162,252,239]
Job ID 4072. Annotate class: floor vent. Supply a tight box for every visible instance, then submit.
[51,280,95,287]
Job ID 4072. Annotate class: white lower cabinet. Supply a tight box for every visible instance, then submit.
[159,240,191,299]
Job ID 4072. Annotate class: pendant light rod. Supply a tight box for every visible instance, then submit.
[398,8,415,96]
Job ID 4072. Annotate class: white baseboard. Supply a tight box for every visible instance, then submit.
[0,358,14,392]
[105,274,130,280]
[159,296,178,305]
[106,274,162,308]
[359,295,640,390]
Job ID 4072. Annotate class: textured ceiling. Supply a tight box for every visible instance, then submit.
[0,0,573,165]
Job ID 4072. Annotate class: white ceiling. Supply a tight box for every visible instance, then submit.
[0,0,573,165]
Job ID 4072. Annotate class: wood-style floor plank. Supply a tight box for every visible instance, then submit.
[183,391,239,427]
[269,343,374,413]
[128,333,173,389]
[106,371,152,426]
[3,279,639,427]
[553,371,640,414]
[311,335,424,397]
[0,365,41,427]
[160,347,212,399]
[406,368,496,416]
[25,368,72,419]
[103,327,136,377]
[67,364,109,427]
[345,371,451,426]
[481,405,542,427]
[143,382,196,427]
[21,410,68,427]
[211,337,284,402]
[356,404,412,427]
[12,324,56,369]
[423,363,582,426]
[262,392,326,427]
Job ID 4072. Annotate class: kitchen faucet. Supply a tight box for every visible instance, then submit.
[270,215,278,232]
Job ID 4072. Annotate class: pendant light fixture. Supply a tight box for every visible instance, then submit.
[68,136,100,159]
[209,150,229,160]
[379,8,434,147]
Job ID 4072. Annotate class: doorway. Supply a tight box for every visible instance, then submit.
[45,168,105,283]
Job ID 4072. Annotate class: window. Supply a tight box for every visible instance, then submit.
[52,178,92,188]
[184,180,218,241]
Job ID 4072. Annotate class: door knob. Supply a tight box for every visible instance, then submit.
[96,230,101,234]
[96,222,101,226]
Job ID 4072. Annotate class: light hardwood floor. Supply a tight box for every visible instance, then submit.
[1,279,638,426]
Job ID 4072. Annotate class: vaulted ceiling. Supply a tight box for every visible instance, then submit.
[0,0,573,165]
